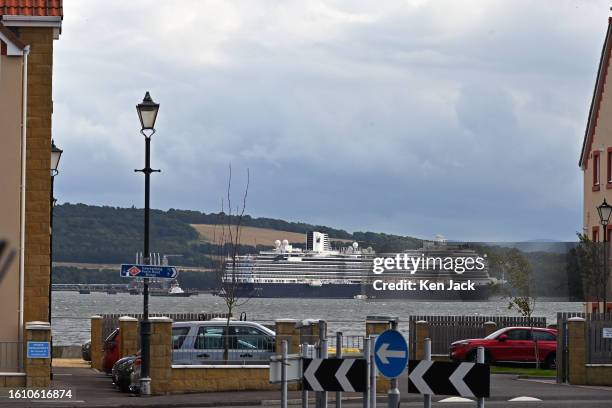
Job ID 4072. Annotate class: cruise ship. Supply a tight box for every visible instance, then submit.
[222,232,493,300]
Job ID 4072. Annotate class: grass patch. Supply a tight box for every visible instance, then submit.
[491,365,555,377]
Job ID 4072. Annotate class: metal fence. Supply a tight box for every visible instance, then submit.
[408,315,547,357]
[586,314,612,364]
[0,342,22,372]
[172,334,274,365]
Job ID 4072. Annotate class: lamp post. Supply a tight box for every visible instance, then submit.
[597,198,612,312]
[49,139,62,379]
[135,92,160,396]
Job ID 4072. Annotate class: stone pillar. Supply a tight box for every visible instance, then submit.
[567,317,586,385]
[149,317,173,395]
[483,321,497,337]
[119,316,139,358]
[297,318,321,347]
[90,315,103,370]
[414,321,429,360]
[25,321,51,388]
[275,319,300,354]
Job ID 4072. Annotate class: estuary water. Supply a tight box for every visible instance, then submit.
[51,291,583,345]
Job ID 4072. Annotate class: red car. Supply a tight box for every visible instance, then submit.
[102,328,121,373]
[450,327,557,368]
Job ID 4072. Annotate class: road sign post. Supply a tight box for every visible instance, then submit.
[336,332,342,408]
[370,335,376,408]
[424,338,431,408]
[363,337,370,408]
[281,340,288,408]
[477,346,485,408]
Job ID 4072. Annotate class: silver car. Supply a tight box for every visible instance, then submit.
[172,320,276,365]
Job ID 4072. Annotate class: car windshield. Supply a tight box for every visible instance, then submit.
[484,328,507,340]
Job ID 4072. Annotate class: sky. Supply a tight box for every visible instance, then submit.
[52,0,608,242]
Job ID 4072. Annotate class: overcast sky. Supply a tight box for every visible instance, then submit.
[52,0,608,242]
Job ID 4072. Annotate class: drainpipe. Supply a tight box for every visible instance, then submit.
[18,44,30,371]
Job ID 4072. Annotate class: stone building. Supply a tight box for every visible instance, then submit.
[0,0,62,385]
[579,14,612,309]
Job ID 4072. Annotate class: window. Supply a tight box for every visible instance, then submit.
[195,326,225,350]
[234,326,273,350]
[608,148,612,184]
[172,327,190,349]
[593,151,601,189]
[506,329,532,340]
[533,331,556,341]
[593,226,600,242]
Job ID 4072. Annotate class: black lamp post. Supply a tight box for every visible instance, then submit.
[49,139,62,379]
[597,198,612,311]
[135,92,160,396]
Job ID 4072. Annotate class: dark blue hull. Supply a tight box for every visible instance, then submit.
[230,282,490,300]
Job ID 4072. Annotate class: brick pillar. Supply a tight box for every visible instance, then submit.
[275,319,299,354]
[483,321,497,337]
[90,315,103,370]
[567,317,586,385]
[25,321,51,388]
[297,319,322,346]
[365,317,396,392]
[414,321,429,360]
[119,316,139,358]
[149,317,173,395]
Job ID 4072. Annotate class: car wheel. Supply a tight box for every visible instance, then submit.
[543,353,556,369]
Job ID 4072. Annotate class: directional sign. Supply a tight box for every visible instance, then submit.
[120,264,178,279]
[303,358,367,392]
[408,360,489,398]
[374,329,408,378]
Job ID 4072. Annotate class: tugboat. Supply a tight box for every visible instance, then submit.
[150,280,193,297]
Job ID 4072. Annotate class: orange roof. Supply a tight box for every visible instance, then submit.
[0,0,62,17]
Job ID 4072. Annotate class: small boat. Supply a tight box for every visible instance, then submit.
[150,282,192,297]
[353,294,368,300]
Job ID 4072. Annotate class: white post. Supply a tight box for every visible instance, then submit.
[424,338,431,408]
[370,335,377,408]
[363,337,370,408]
[336,332,342,408]
[281,339,288,408]
[302,343,309,408]
[318,320,328,408]
[477,346,485,408]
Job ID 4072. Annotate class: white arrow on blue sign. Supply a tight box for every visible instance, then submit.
[374,329,408,378]
[120,264,178,279]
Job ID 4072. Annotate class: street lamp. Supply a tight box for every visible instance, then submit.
[49,139,62,379]
[135,91,160,396]
[597,198,612,312]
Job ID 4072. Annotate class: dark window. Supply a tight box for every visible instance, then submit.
[594,151,601,186]
[533,331,556,341]
[172,327,190,349]
[195,326,225,350]
[505,329,532,340]
[234,326,271,350]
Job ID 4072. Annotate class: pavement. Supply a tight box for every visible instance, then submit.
[0,366,611,408]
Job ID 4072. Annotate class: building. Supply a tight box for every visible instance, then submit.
[0,0,62,384]
[579,13,612,309]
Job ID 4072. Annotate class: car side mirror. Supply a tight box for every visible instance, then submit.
[498,334,508,342]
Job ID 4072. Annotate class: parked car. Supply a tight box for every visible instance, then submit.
[102,328,121,373]
[81,340,91,361]
[112,354,137,392]
[172,320,276,365]
[450,327,557,368]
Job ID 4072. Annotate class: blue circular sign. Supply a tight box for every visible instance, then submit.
[374,329,408,378]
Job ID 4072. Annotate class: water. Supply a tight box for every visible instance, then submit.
[51,291,584,345]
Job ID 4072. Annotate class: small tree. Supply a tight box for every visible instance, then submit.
[214,165,250,361]
[502,248,540,368]
[575,233,604,306]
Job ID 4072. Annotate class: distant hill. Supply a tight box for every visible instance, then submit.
[53,203,422,266]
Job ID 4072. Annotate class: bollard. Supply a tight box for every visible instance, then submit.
[370,335,377,408]
[336,332,342,408]
[281,340,288,408]
[477,347,485,408]
[424,338,432,408]
[317,320,328,408]
[363,337,370,408]
[302,343,309,408]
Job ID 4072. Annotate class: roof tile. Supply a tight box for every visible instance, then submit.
[0,0,62,17]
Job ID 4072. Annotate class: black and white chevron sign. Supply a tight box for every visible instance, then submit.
[302,358,367,392]
[408,360,490,398]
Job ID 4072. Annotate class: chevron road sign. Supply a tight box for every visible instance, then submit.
[302,358,367,392]
[408,360,490,398]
